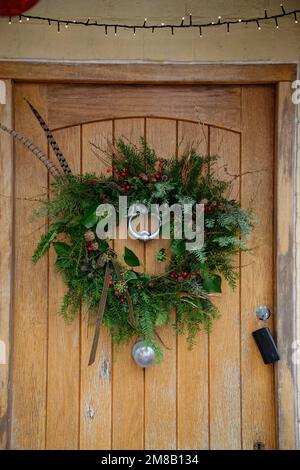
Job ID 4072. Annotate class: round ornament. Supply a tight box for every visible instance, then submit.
[132,340,156,368]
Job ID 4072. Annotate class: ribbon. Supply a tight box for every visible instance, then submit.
[88,262,111,366]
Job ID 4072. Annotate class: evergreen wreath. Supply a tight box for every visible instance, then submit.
[0,100,255,365]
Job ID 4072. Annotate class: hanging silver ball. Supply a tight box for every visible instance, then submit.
[256,305,271,321]
[132,340,156,368]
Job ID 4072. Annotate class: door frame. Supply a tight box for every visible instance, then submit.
[0,61,298,450]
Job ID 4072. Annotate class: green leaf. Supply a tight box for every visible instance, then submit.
[202,274,222,293]
[99,240,109,252]
[124,246,140,267]
[53,242,71,258]
[32,230,57,263]
[82,208,98,229]
[170,239,185,257]
[123,270,138,282]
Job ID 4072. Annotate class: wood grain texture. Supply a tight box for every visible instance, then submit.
[7,81,282,449]
[46,84,241,132]
[241,86,276,450]
[0,62,296,84]
[11,84,48,449]
[46,127,81,449]
[275,82,297,450]
[177,121,209,450]
[112,118,145,450]
[209,128,241,449]
[80,121,113,449]
[144,118,177,450]
[0,79,13,450]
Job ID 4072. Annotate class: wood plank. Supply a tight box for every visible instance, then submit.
[241,86,276,450]
[46,127,81,449]
[275,82,297,450]
[11,84,49,449]
[112,118,145,450]
[0,62,296,84]
[209,128,241,449]
[144,118,177,450]
[177,121,209,450]
[47,84,241,132]
[80,121,113,450]
[0,79,13,450]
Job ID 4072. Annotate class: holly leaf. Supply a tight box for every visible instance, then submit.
[82,207,98,229]
[124,246,140,267]
[170,239,185,257]
[202,274,222,293]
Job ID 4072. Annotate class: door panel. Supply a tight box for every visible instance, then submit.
[10,82,275,449]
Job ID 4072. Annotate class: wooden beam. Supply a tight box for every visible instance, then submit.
[0,62,297,84]
[0,79,13,450]
[275,81,297,450]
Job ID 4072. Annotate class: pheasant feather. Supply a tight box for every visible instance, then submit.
[0,122,60,178]
[25,99,72,175]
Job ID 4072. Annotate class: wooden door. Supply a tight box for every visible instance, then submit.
[9,82,275,450]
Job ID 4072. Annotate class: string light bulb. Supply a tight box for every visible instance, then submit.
[26,17,30,21]
[199,26,202,37]
[143,18,147,27]
[238,18,242,22]
[114,25,117,36]
[294,12,298,24]
[280,4,286,15]
[105,25,108,35]
[65,23,69,28]
[227,23,230,33]
[19,16,22,23]
[133,27,136,36]
[275,17,279,29]
[189,13,192,25]
[48,19,51,27]
[8,17,12,24]
[256,20,261,30]
[57,21,60,33]
[181,16,185,26]
[161,22,165,26]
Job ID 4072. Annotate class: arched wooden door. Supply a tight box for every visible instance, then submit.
[10,82,275,449]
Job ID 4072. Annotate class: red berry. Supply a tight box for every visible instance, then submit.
[159,159,164,164]
[195,271,200,276]
[106,168,111,173]
[219,201,224,207]
[109,279,113,286]
[121,170,126,177]
[87,245,93,251]
[115,289,120,296]
[207,206,212,212]
[182,271,188,278]
[178,276,184,282]
[174,273,178,278]
[120,297,125,303]
[155,173,162,181]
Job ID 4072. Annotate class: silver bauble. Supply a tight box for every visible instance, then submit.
[132,340,156,368]
[256,305,271,321]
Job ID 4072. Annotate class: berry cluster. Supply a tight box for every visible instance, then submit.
[168,271,201,282]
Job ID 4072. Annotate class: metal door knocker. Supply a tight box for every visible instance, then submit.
[128,204,161,241]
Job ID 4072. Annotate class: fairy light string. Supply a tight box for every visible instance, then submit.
[6,6,300,36]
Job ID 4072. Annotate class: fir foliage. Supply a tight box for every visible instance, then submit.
[32,138,255,361]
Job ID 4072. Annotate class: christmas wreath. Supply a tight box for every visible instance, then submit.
[0,101,254,365]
